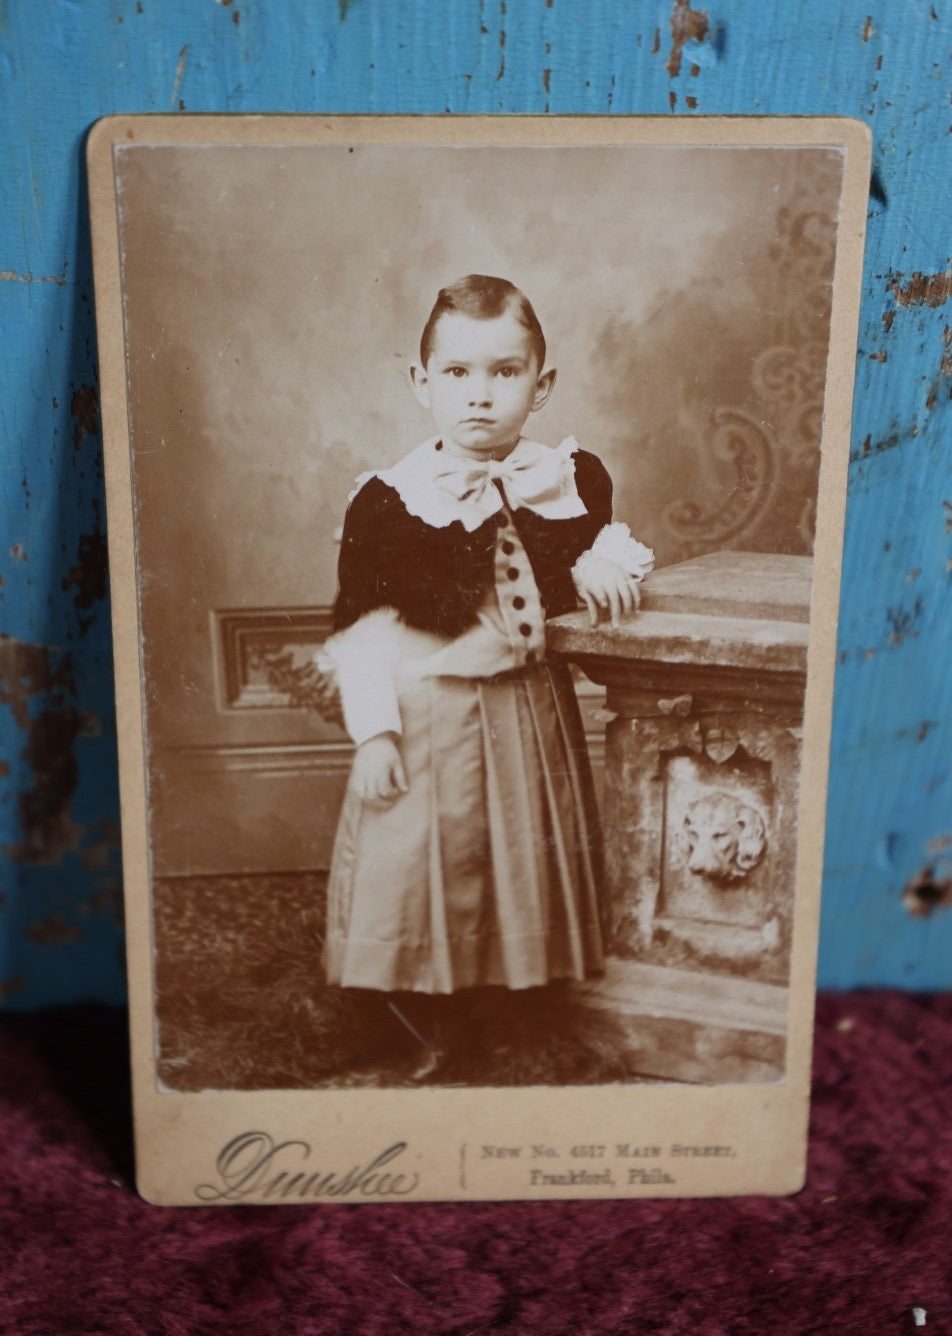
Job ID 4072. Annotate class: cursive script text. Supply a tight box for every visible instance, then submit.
[195,1131,420,1203]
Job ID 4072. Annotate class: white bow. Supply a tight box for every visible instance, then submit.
[430,440,589,524]
[353,437,591,533]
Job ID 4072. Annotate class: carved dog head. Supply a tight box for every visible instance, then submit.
[678,790,767,882]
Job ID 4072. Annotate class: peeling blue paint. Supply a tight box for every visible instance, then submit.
[0,0,950,1003]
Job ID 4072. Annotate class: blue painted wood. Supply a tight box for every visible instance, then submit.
[0,0,949,1006]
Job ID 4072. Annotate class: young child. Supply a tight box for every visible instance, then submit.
[322,275,653,1075]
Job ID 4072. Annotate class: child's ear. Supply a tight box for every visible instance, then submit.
[409,362,431,409]
[531,367,557,412]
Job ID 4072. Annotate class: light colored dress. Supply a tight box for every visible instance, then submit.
[323,437,652,995]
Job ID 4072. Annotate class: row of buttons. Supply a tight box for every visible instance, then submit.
[497,510,535,641]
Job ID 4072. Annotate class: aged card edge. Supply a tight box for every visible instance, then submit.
[86,113,871,1207]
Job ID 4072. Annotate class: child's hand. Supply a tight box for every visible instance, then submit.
[574,558,642,629]
[350,733,409,807]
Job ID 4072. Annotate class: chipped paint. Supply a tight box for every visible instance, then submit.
[850,421,918,461]
[80,820,121,872]
[886,598,923,646]
[87,882,123,922]
[497,0,506,82]
[61,530,108,633]
[666,0,709,78]
[171,43,190,109]
[0,638,82,866]
[903,865,952,918]
[886,270,952,309]
[70,384,99,450]
[24,914,82,946]
[0,269,67,286]
[6,705,84,866]
[0,638,75,730]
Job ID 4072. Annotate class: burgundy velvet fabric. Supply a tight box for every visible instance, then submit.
[2,993,950,1335]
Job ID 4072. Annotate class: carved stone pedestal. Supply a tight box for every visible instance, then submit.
[549,551,811,1084]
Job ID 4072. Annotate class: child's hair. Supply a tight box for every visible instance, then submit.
[419,275,546,369]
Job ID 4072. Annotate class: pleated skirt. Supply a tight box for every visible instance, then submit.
[324,660,605,994]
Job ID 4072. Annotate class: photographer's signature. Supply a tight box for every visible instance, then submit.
[195,1131,420,1202]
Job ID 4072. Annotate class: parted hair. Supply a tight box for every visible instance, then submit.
[419,274,547,370]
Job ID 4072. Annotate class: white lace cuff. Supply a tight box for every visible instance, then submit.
[572,522,655,583]
[322,609,403,747]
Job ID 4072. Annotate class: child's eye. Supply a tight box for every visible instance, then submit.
[445,366,467,378]
[497,366,518,378]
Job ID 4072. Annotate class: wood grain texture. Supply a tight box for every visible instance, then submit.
[0,0,949,1005]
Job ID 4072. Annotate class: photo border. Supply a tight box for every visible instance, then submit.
[88,113,870,1205]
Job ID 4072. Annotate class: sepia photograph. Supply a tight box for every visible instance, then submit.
[90,116,869,1202]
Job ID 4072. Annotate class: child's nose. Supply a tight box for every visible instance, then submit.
[469,375,492,404]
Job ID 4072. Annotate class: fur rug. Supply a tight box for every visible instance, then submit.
[153,872,641,1090]
[1,992,950,1334]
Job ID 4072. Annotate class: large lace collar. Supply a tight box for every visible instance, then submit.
[348,436,589,533]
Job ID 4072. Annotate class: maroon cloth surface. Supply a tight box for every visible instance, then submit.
[1,993,950,1335]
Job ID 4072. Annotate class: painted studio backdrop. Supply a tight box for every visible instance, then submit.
[115,140,843,1088]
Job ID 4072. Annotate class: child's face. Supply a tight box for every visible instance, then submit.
[410,309,555,458]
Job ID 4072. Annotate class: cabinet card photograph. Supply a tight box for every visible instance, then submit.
[89,115,869,1204]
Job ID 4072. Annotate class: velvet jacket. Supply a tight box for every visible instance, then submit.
[333,447,614,639]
